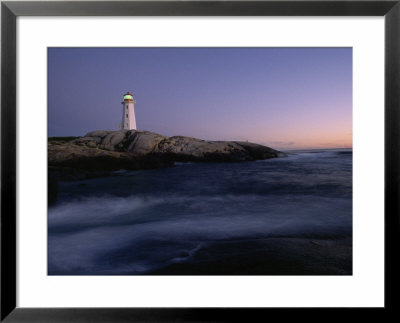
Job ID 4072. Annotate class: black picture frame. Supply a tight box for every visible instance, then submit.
[1,0,399,321]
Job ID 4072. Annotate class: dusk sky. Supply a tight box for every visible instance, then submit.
[48,47,352,150]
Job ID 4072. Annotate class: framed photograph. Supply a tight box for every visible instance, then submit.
[1,0,399,321]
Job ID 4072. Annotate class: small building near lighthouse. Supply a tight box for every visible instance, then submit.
[120,91,137,130]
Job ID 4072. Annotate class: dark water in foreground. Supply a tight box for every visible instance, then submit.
[48,149,352,275]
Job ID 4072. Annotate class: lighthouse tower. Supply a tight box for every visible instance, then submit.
[120,91,137,130]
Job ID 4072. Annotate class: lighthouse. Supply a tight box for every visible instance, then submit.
[120,91,137,130]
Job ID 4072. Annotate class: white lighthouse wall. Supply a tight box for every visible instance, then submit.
[129,103,137,130]
[122,102,137,130]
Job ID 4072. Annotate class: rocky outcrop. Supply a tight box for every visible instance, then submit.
[50,129,283,167]
[48,130,284,205]
[48,136,173,184]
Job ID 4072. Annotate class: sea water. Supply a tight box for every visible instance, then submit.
[48,149,352,275]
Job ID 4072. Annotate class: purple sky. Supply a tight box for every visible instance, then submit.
[48,47,352,150]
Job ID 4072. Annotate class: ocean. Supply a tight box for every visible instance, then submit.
[48,149,352,275]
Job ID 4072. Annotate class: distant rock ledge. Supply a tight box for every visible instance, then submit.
[48,129,285,184]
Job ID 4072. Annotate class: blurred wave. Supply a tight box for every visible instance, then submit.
[48,149,352,275]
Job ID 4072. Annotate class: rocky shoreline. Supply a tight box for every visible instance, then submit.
[48,129,284,204]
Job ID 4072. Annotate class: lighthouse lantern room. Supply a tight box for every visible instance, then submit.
[121,91,137,130]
